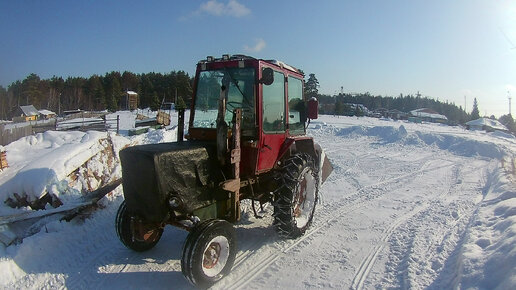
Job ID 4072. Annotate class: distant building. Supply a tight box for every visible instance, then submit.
[387,109,408,120]
[39,109,57,119]
[410,108,448,123]
[122,91,138,111]
[466,118,508,133]
[373,108,389,118]
[13,105,39,122]
[344,103,370,116]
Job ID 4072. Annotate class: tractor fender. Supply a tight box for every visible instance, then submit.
[277,137,333,184]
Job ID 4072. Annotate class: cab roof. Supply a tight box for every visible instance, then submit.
[198,54,303,75]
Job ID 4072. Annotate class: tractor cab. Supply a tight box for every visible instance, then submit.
[187,54,317,176]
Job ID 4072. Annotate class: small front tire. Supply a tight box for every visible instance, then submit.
[181,219,237,288]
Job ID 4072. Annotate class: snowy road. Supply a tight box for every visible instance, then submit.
[1,115,515,289]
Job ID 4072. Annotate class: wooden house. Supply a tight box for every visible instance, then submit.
[13,105,39,122]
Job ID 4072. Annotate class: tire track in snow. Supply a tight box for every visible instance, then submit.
[383,160,490,289]
[222,159,457,290]
[350,198,434,290]
[350,160,469,290]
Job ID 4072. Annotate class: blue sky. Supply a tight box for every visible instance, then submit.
[1,0,515,117]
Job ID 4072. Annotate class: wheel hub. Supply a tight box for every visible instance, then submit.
[294,177,308,217]
[201,235,231,277]
[293,167,317,229]
[203,242,221,269]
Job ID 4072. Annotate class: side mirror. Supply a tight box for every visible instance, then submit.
[307,97,318,120]
[260,67,274,85]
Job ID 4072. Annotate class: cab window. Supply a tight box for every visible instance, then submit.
[287,76,305,135]
[262,70,285,133]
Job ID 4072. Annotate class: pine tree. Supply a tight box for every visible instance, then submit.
[175,96,187,111]
[305,73,319,99]
[104,73,122,112]
[471,98,480,120]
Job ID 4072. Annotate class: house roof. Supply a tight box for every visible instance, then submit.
[39,109,56,115]
[410,108,448,120]
[20,105,39,116]
[466,118,507,131]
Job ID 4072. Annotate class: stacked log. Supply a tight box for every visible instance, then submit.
[0,151,7,170]
[157,110,171,126]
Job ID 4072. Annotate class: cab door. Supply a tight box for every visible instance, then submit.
[257,68,286,172]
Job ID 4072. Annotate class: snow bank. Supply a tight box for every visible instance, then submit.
[414,132,505,159]
[459,157,516,289]
[332,124,505,159]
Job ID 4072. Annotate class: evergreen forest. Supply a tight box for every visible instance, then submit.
[0,71,514,133]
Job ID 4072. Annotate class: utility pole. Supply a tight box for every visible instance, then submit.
[508,91,512,116]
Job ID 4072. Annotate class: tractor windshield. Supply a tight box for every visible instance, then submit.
[193,67,256,136]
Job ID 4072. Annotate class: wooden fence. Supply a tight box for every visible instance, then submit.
[55,115,119,134]
[0,123,33,146]
[0,115,120,146]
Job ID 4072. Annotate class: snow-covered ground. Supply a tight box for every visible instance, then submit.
[0,113,515,289]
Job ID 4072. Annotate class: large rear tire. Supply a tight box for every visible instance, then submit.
[181,219,237,288]
[273,154,319,239]
[115,200,163,252]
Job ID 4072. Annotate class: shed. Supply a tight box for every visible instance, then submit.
[122,91,139,111]
[466,118,508,133]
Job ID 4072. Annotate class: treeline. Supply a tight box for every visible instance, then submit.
[315,92,515,132]
[0,71,193,120]
[318,92,470,123]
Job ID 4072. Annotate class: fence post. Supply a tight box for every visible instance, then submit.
[177,109,185,142]
[117,115,120,135]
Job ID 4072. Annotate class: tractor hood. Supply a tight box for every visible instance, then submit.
[120,141,221,223]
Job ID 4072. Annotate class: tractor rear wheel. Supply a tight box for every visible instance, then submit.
[273,154,319,239]
[115,200,163,252]
[181,219,237,288]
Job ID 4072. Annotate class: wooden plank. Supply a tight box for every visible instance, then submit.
[0,178,122,226]
[220,179,240,192]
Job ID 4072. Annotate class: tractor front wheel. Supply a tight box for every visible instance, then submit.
[273,154,319,239]
[115,200,163,252]
[181,219,237,288]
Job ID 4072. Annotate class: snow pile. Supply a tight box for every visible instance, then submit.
[332,124,506,159]
[0,131,131,215]
[0,109,183,216]
[413,131,506,159]
[459,157,516,289]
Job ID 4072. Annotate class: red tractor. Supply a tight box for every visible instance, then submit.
[116,54,332,287]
